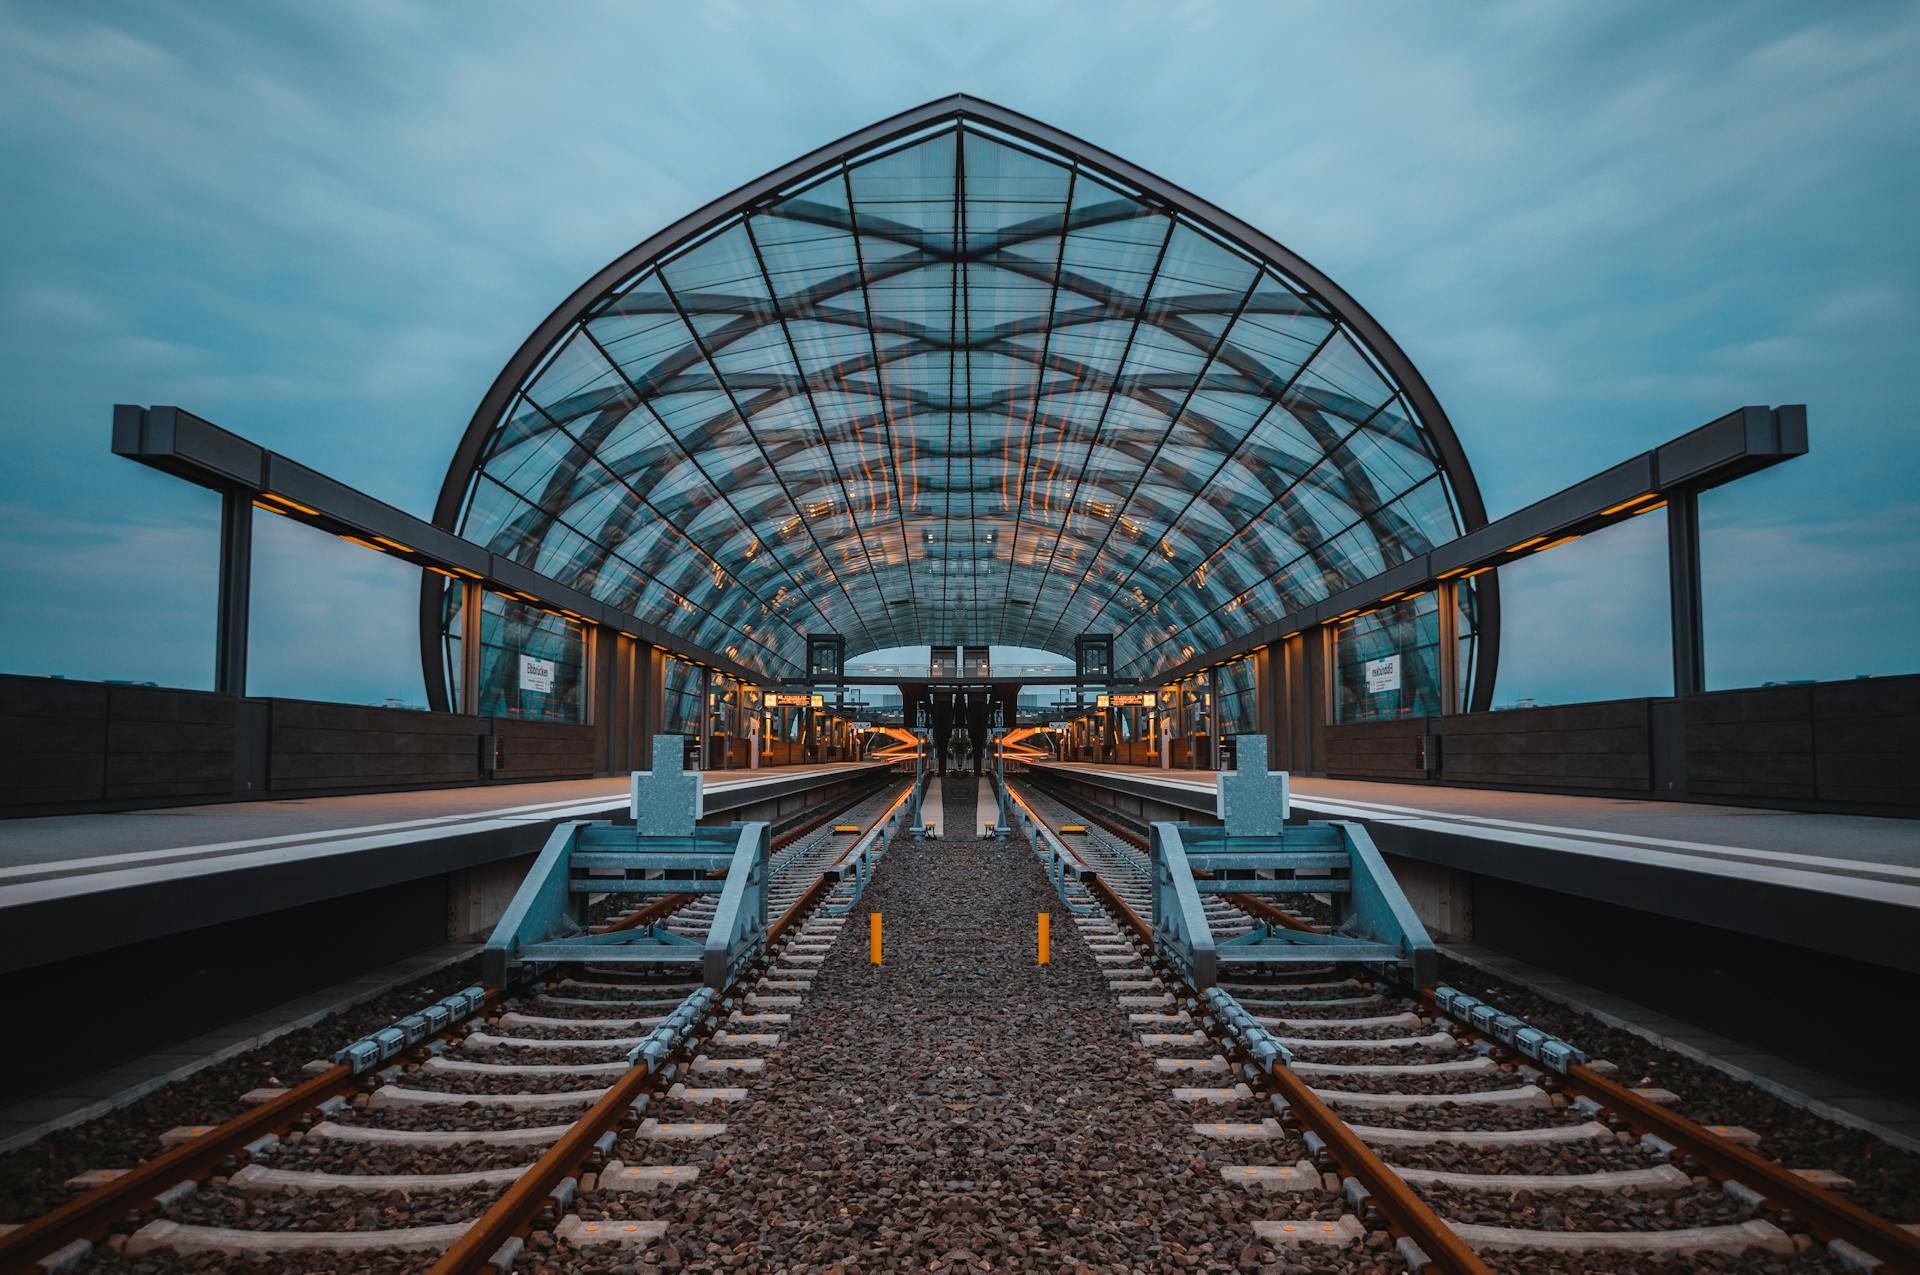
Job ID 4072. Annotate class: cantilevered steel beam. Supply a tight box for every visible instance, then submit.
[110,404,767,691]
[1147,404,1807,685]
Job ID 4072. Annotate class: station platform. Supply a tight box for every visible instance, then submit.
[0,761,894,1103]
[0,762,888,975]
[1024,761,1919,1102]
[1025,762,1920,973]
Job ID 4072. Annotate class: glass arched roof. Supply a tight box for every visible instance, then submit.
[434,97,1488,684]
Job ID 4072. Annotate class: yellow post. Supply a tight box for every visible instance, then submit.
[869,911,882,965]
[1038,911,1051,965]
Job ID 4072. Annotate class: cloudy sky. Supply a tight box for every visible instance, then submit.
[1,1,1914,707]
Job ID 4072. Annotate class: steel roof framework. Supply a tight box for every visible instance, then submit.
[427,96,1496,702]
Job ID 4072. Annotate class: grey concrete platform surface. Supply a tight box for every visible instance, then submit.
[0,763,885,974]
[1026,762,1920,974]
[1444,942,1920,1154]
[0,942,478,1153]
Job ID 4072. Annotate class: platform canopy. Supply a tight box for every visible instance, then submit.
[431,96,1490,687]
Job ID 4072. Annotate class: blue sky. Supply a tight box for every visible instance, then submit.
[1,2,1914,706]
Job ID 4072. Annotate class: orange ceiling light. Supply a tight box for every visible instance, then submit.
[258,492,320,516]
[1600,492,1660,516]
[1506,536,1548,553]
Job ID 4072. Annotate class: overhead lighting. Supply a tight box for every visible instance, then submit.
[1600,492,1660,516]
[1461,565,1495,579]
[259,492,320,516]
[340,535,386,553]
[1436,566,1470,579]
[1633,500,1668,516]
[251,499,286,515]
[427,566,461,580]
[1506,536,1548,553]
[371,535,415,554]
[1535,534,1581,552]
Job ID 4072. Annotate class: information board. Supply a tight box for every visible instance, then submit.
[1364,655,1401,694]
[518,654,556,694]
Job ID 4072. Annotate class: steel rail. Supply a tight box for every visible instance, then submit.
[1222,890,1327,935]
[1560,1063,1920,1270]
[0,993,505,1274]
[1412,991,1920,1270]
[1018,775,1323,936]
[1005,777,1151,940]
[592,772,896,935]
[1,778,901,1273]
[425,1041,672,1274]
[1248,1047,1494,1275]
[1026,780,1487,1274]
[429,783,904,1274]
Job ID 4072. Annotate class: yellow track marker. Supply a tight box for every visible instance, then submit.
[870,911,882,965]
[1038,911,1051,964]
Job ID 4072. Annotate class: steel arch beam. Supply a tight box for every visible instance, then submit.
[421,95,1498,713]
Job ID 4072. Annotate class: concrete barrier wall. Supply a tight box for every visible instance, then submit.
[0,673,606,815]
[1311,673,1919,816]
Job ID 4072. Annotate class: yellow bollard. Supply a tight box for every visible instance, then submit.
[870,911,882,965]
[1038,911,1050,965]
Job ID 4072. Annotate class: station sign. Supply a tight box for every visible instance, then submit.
[1364,655,1402,694]
[518,654,556,693]
[1105,692,1156,708]
[771,692,816,707]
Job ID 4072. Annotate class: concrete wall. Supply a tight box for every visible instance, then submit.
[0,673,606,816]
[1301,673,1919,816]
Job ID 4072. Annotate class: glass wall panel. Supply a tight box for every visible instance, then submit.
[0,470,219,690]
[475,593,585,723]
[1332,593,1442,724]
[249,508,430,708]
[451,117,1475,695]
[1488,510,1671,707]
[1215,655,1258,736]
[662,656,704,752]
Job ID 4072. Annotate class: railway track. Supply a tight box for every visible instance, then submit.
[0,776,914,1275]
[1008,772,1920,1274]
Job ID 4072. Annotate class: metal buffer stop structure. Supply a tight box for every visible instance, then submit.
[484,736,768,988]
[1150,736,1436,989]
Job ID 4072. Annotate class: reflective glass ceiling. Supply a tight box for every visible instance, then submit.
[451,108,1477,682]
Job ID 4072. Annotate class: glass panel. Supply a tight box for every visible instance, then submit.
[248,509,429,708]
[475,592,586,724]
[453,118,1478,695]
[1332,593,1442,724]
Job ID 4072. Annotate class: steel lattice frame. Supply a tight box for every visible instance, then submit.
[423,96,1497,705]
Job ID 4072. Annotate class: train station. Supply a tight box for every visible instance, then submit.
[2,21,1917,1275]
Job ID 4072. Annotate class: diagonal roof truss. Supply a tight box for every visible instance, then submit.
[430,97,1493,689]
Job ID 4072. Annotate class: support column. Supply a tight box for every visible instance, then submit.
[458,580,483,716]
[1254,644,1280,769]
[1667,487,1705,697]
[640,645,665,745]
[214,488,253,695]
[605,633,635,773]
[1436,579,1460,715]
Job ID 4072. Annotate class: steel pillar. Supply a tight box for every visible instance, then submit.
[1666,488,1706,697]
[1436,579,1460,715]
[458,579,483,715]
[214,488,252,695]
